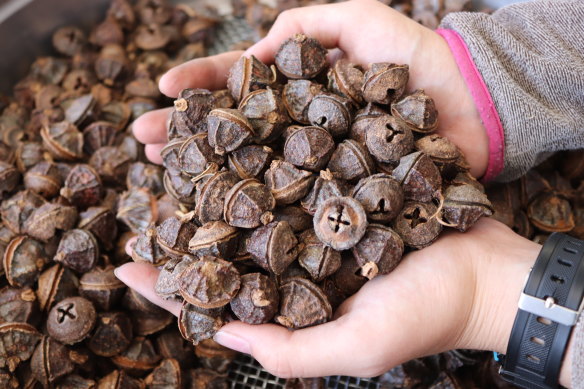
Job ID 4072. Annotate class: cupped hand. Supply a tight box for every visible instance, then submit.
[132,0,489,177]
[116,218,540,378]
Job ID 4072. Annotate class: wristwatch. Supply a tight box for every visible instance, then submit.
[498,233,584,389]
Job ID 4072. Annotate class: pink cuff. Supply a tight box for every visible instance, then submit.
[436,28,505,182]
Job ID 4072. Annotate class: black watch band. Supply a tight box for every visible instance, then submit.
[499,233,584,389]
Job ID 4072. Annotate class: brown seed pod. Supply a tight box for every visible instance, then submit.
[53,229,99,274]
[23,161,62,199]
[227,55,275,102]
[327,139,375,182]
[393,201,442,249]
[239,87,290,143]
[352,173,404,223]
[224,179,276,229]
[14,142,44,173]
[195,338,237,373]
[3,236,47,288]
[188,221,239,259]
[111,336,161,375]
[132,224,168,266]
[195,170,240,224]
[95,43,129,86]
[1,190,46,235]
[30,336,76,386]
[116,188,158,234]
[230,273,279,324]
[365,114,414,166]
[178,302,224,345]
[78,206,118,251]
[414,134,461,167]
[24,203,78,242]
[156,216,198,257]
[134,23,177,51]
[392,151,442,203]
[0,162,20,196]
[297,229,341,282]
[170,88,215,140]
[163,171,197,205]
[313,196,368,250]
[126,162,165,197]
[272,206,313,233]
[247,221,298,275]
[391,89,438,133]
[207,108,255,155]
[82,121,119,155]
[349,103,387,144]
[88,146,132,185]
[52,26,86,56]
[0,287,40,325]
[275,33,327,79]
[63,94,99,128]
[442,184,494,232]
[276,277,332,329]
[47,297,96,345]
[88,312,133,357]
[97,370,144,389]
[178,133,224,177]
[155,255,195,300]
[41,121,84,161]
[178,256,241,309]
[161,138,185,177]
[352,224,404,279]
[79,265,126,311]
[328,59,364,105]
[307,93,353,138]
[282,79,324,124]
[144,358,182,388]
[228,144,274,180]
[284,126,335,172]
[301,169,348,216]
[264,160,315,205]
[362,63,409,105]
[60,164,103,208]
[213,89,236,109]
[527,191,575,232]
[0,322,42,372]
[36,264,79,312]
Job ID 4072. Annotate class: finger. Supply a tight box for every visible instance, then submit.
[159,51,244,98]
[114,262,182,316]
[145,143,164,165]
[214,315,378,378]
[132,107,172,145]
[125,236,137,257]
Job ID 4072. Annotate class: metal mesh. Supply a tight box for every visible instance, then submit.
[208,17,261,55]
[228,354,381,388]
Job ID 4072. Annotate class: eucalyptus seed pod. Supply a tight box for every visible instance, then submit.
[95,43,129,85]
[223,179,276,229]
[352,224,404,279]
[126,162,165,197]
[283,126,335,172]
[3,236,47,288]
[53,229,99,274]
[46,297,97,345]
[14,142,44,173]
[30,336,75,386]
[0,162,20,196]
[79,265,126,311]
[393,201,442,249]
[392,151,442,203]
[227,55,275,102]
[239,87,290,143]
[160,138,184,176]
[63,94,99,128]
[282,79,324,124]
[83,121,119,155]
[365,114,414,166]
[272,206,313,233]
[89,146,132,185]
[527,191,575,233]
[230,273,279,324]
[213,89,235,109]
[442,184,494,232]
[170,88,215,139]
[24,203,78,242]
[301,169,348,216]
[275,33,327,79]
[297,229,341,282]
[228,145,274,180]
[207,108,254,155]
[156,215,198,257]
[163,171,197,206]
[97,370,143,389]
[116,188,158,234]
[307,93,353,138]
[314,196,368,251]
[0,322,42,372]
[178,133,224,177]
[144,358,182,389]
[1,190,46,235]
[178,302,224,345]
[52,26,86,56]
[391,89,438,133]
[0,287,40,325]
[132,224,167,266]
[264,160,315,205]
[41,121,84,161]
[247,221,298,275]
[350,103,387,144]
[414,134,461,168]
[78,206,118,251]
[194,170,240,224]
[327,58,364,105]
[352,173,404,223]
[327,139,375,182]
[60,164,103,208]
[37,264,79,312]
[23,161,62,199]
[188,221,239,258]
[155,255,195,300]
[111,336,161,376]
[276,277,332,329]
[362,63,409,105]
[88,311,133,357]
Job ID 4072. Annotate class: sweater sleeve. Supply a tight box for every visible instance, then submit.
[439,0,584,182]
[573,314,584,389]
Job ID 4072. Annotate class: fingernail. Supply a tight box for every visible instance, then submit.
[213,331,251,354]
[113,267,121,279]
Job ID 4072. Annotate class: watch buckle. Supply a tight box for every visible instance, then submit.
[518,292,584,327]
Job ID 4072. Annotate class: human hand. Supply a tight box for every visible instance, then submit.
[116,218,548,380]
[132,0,489,177]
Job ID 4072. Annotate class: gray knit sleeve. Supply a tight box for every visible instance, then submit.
[573,313,584,389]
[439,0,584,182]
